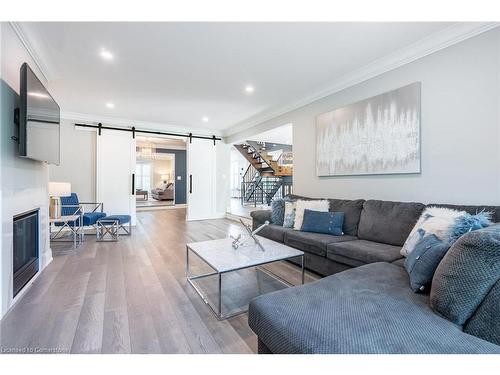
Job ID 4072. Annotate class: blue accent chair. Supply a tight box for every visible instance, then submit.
[59,193,106,227]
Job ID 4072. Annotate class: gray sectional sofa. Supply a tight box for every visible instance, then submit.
[248,195,500,353]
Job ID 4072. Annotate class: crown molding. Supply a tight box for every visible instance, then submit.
[9,22,55,83]
[61,110,224,138]
[223,22,500,137]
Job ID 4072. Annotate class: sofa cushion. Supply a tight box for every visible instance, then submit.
[327,240,402,266]
[248,262,500,353]
[430,224,500,326]
[328,199,365,236]
[285,231,357,257]
[357,200,425,246]
[257,224,294,243]
[326,253,365,268]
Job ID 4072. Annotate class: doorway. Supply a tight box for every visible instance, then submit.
[135,136,187,210]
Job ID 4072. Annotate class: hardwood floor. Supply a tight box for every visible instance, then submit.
[0,208,316,354]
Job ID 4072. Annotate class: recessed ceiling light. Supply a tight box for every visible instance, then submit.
[100,49,114,61]
[106,102,115,109]
[202,116,209,122]
[244,85,255,94]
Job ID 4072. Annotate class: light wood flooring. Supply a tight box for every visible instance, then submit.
[0,209,316,354]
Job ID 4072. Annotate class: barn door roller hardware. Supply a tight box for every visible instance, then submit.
[75,123,221,144]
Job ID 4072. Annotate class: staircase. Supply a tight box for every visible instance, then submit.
[235,141,293,206]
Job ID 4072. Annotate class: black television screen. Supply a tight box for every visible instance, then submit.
[19,63,60,165]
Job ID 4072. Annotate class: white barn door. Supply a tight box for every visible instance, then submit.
[187,138,216,220]
[96,129,136,225]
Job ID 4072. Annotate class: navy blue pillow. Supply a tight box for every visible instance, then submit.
[270,198,286,225]
[300,209,344,236]
[404,234,450,293]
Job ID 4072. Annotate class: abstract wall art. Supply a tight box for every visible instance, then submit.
[316,82,421,176]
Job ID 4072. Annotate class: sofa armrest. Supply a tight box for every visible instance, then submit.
[250,209,272,230]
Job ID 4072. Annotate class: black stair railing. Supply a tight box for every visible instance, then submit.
[241,173,293,207]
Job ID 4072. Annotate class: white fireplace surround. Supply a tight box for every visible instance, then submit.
[1,187,52,318]
[0,23,53,319]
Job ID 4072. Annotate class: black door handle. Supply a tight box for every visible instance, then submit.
[189,174,192,194]
[132,173,135,195]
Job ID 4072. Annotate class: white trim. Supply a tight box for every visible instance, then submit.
[9,22,53,83]
[224,22,500,137]
[61,110,224,138]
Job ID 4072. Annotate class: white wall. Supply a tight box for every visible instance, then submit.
[49,119,96,201]
[216,142,231,215]
[0,23,52,319]
[152,158,173,187]
[227,29,500,205]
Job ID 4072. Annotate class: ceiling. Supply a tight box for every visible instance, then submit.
[244,123,293,145]
[18,22,460,135]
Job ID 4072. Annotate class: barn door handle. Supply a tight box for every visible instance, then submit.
[189,174,193,194]
[132,173,135,195]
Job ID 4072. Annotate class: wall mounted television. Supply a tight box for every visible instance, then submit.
[17,62,60,165]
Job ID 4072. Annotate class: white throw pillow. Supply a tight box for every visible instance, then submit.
[400,207,467,257]
[293,200,330,230]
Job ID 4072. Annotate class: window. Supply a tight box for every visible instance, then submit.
[136,162,152,192]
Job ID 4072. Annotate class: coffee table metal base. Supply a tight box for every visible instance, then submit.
[186,246,304,320]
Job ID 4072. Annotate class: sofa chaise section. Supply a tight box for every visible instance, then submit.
[248,262,500,354]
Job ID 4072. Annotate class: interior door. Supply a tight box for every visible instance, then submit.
[96,129,136,225]
[187,137,216,220]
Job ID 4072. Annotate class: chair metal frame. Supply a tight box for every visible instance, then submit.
[60,200,104,240]
[96,218,132,242]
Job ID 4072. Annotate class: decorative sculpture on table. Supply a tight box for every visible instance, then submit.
[231,219,269,251]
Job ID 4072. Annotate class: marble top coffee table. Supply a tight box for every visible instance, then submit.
[186,236,304,320]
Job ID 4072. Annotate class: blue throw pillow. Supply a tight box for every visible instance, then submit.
[404,234,451,293]
[300,209,344,236]
[270,198,285,225]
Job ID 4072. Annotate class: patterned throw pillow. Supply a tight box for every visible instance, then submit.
[293,200,330,230]
[283,201,296,228]
[401,207,467,257]
[270,198,286,226]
